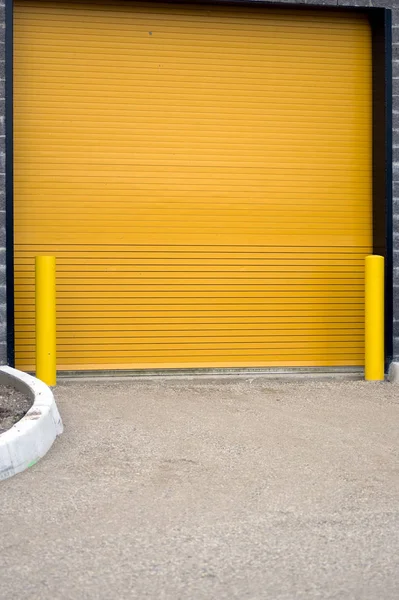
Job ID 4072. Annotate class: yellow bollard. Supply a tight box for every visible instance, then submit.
[35,256,56,386]
[365,255,384,381]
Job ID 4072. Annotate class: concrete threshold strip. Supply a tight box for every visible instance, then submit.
[57,366,365,381]
[0,366,63,481]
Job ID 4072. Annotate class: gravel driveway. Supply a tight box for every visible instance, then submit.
[1,376,399,599]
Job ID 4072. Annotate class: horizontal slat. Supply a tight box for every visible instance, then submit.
[13,142,371,155]
[12,226,369,235]
[14,238,373,247]
[14,246,371,254]
[15,313,365,324]
[13,127,372,143]
[15,1,369,24]
[13,50,371,75]
[14,109,371,125]
[15,288,365,297]
[14,259,366,268]
[14,259,367,267]
[16,332,365,344]
[15,273,365,281]
[16,331,365,341]
[14,73,371,92]
[17,360,365,370]
[14,213,371,222]
[17,321,364,331]
[13,193,372,202]
[16,346,365,357]
[14,155,371,167]
[15,8,370,34]
[14,44,370,65]
[15,300,365,309]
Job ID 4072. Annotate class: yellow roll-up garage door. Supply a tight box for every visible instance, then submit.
[14,0,372,371]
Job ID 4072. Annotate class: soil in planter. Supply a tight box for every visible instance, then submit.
[0,385,32,434]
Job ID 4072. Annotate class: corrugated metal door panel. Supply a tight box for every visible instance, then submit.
[13,0,372,370]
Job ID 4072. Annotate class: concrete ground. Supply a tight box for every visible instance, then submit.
[1,377,399,599]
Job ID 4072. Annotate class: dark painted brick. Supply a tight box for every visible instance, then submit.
[393,267,399,286]
[338,0,369,6]
[393,320,399,339]
[0,342,7,364]
[305,0,339,5]
[0,81,6,105]
[372,0,397,7]
[393,290,399,315]
[0,262,5,287]
[393,78,399,96]
[0,344,8,364]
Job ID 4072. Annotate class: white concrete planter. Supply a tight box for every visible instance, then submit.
[0,366,63,480]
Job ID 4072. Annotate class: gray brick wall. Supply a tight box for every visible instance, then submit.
[1,0,397,366]
[0,0,5,365]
